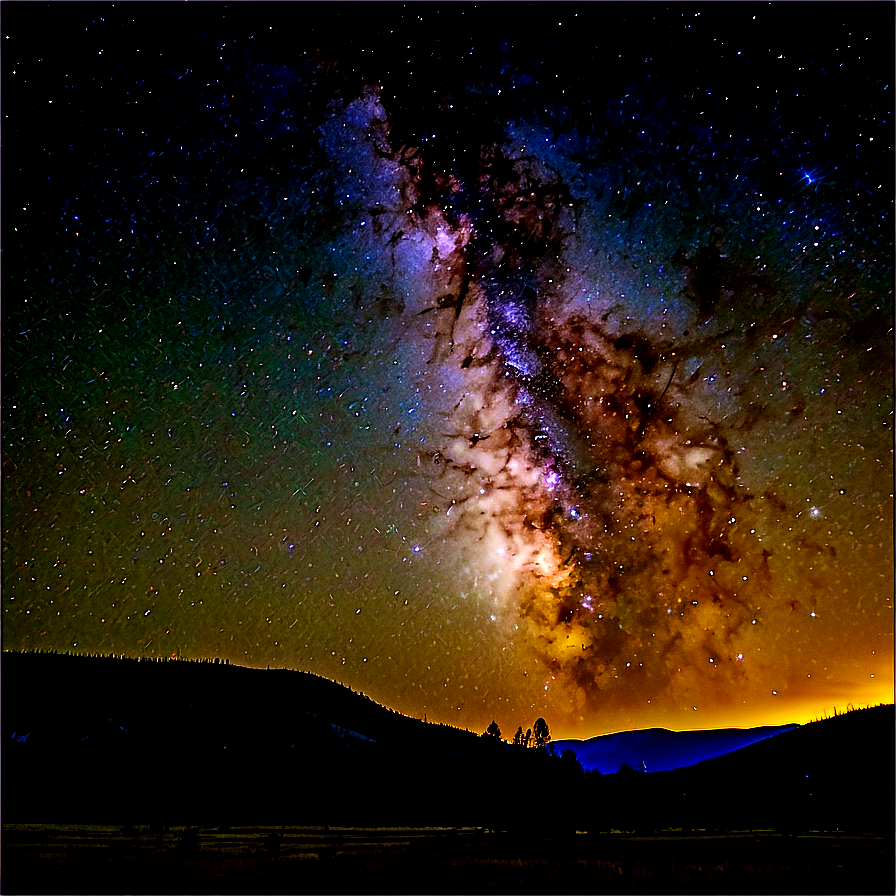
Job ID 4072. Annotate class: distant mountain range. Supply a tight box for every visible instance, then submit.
[554,723,799,774]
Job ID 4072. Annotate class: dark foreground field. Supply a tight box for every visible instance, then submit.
[2,825,893,895]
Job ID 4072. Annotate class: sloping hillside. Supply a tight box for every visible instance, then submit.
[594,705,895,833]
[2,650,480,757]
[1,651,577,826]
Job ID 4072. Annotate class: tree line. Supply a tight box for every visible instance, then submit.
[482,717,552,749]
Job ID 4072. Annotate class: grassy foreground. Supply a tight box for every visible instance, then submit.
[2,824,893,895]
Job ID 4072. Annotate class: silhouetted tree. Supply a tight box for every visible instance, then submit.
[513,725,524,745]
[523,727,532,748]
[533,717,551,748]
[483,720,502,740]
[560,749,584,776]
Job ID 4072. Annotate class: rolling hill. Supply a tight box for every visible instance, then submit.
[1,650,573,825]
[595,704,895,833]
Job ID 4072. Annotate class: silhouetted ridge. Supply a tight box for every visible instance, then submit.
[1,650,582,826]
[596,704,894,834]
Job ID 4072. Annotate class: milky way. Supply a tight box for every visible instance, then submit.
[3,5,892,737]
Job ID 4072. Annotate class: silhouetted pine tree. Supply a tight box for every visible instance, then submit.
[483,720,502,740]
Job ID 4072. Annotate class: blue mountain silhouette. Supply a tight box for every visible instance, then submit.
[554,724,799,773]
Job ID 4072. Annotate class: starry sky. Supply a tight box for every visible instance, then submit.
[3,3,893,739]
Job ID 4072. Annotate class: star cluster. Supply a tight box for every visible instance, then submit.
[3,5,892,737]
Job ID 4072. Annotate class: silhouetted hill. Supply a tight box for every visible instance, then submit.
[1,651,579,826]
[1,649,481,757]
[593,705,895,834]
[554,723,798,774]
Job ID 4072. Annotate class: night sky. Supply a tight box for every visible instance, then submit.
[3,3,893,739]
